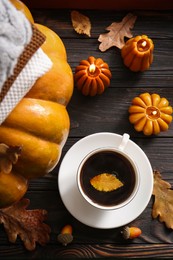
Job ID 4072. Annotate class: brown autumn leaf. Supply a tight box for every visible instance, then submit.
[0,143,21,174]
[98,13,137,52]
[152,170,173,229]
[0,198,51,251]
[71,10,91,37]
[90,173,124,192]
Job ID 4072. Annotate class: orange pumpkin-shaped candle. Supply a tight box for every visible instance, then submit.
[129,93,173,135]
[74,56,112,96]
[121,35,154,72]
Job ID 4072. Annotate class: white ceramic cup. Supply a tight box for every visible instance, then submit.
[77,133,140,210]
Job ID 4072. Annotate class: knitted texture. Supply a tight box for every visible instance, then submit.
[0,48,52,123]
[0,0,32,88]
[0,25,52,124]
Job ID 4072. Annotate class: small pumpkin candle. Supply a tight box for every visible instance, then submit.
[129,93,173,135]
[121,35,154,72]
[74,56,112,96]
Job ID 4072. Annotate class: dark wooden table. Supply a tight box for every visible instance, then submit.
[1,7,173,259]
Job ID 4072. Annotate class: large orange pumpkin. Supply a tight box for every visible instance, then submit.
[0,1,74,208]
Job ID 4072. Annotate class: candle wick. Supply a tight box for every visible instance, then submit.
[142,41,147,47]
[89,64,96,73]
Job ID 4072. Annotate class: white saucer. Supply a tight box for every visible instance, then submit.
[58,132,153,229]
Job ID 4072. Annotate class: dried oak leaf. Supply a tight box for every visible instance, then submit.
[90,173,123,192]
[152,170,173,229]
[98,13,137,52]
[71,10,91,37]
[0,198,51,251]
[0,143,21,174]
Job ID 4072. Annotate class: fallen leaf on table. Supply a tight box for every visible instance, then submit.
[71,10,91,37]
[98,13,137,51]
[152,170,173,229]
[0,143,21,174]
[90,173,123,192]
[0,198,51,251]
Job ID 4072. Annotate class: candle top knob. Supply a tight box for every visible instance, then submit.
[146,106,160,119]
[137,39,150,52]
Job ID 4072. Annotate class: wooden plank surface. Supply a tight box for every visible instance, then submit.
[1,7,173,259]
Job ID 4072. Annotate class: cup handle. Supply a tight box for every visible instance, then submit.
[118,133,130,151]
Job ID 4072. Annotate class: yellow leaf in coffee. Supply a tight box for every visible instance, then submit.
[90,173,123,192]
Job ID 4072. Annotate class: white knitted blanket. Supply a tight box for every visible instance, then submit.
[0,0,52,124]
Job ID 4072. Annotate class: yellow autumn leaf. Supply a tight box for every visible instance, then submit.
[90,173,123,192]
[71,10,91,37]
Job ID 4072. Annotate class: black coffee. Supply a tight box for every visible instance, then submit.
[80,150,136,207]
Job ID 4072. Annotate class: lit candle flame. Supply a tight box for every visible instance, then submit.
[142,41,147,47]
[152,110,157,116]
[89,64,96,73]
